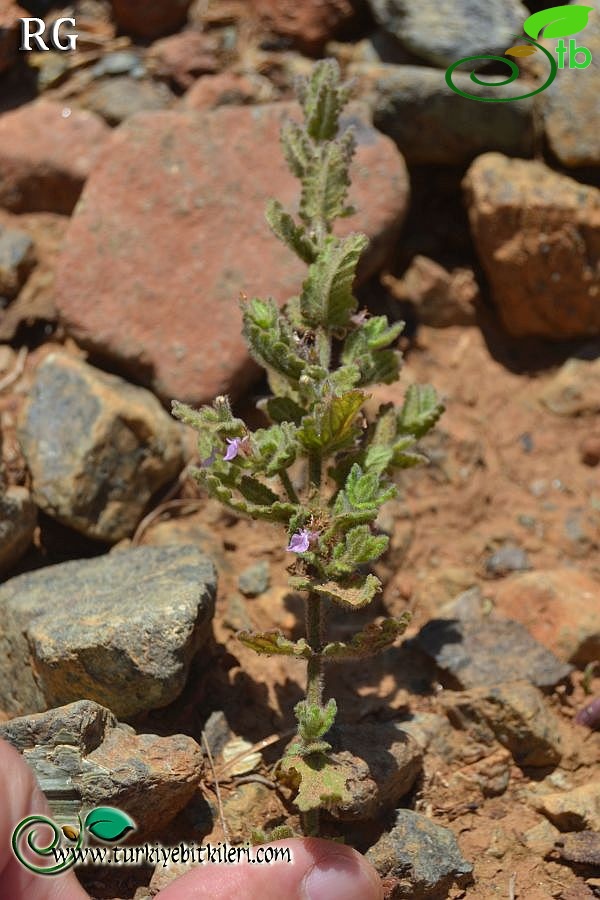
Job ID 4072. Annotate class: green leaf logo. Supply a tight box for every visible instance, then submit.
[84,808,136,843]
[523,4,593,40]
[505,44,538,56]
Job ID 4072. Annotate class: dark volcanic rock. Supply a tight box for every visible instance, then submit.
[367,809,473,898]
[0,545,216,718]
[415,616,572,690]
[18,351,184,542]
[0,699,202,837]
[0,486,37,575]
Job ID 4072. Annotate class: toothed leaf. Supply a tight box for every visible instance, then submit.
[238,630,312,658]
[398,384,444,439]
[322,614,411,659]
[312,573,382,609]
[280,751,351,812]
[300,234,368,329]
[298,390,365,454]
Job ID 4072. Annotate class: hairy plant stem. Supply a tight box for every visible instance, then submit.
[302,591,325,837]
[280,470,299,504]
[308,452,322,489]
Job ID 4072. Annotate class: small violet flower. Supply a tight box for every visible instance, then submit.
[350,309,369,326]
[287,528,319,554]
[223,435,248,461]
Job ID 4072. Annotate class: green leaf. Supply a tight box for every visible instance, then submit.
[342,317,404,387]
[288,574,314,592]
[398,384,444,439]
[280,119,312,179]
[328,364,361,394]
[524,5,593,40]
[391,448,429,469]
[251,423,298,476]
[312,573,382,609]
[300,234,368,329]
[280,751,351,813]
[338,463,397,512]
[364,444,394,476]
[299,137,357,233]
[172,397,245,460]
[197,471,297,523]
[237,630,311,658]
[84,808,136,843]
[258,395,306,426]
[242,297,306,382]
[326,525,389,577]
[298,390,366,454]
[295,698,337,743]
[266,200,317,264]
[322,614,411,659]
[298,59,350,143]
[238,476,280,506]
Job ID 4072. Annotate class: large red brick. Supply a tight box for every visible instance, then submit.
[56,103,409,405]
[0,101,110,214]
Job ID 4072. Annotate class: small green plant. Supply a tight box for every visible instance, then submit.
[172,60,443,837]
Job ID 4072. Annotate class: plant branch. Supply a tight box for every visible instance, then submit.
[280,469,300,504]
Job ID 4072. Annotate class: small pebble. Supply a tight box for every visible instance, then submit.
[485,543,531,578]
[579,433,600,467]
[238,560,270,597]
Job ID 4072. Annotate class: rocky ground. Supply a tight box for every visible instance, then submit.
[0,1,599,899]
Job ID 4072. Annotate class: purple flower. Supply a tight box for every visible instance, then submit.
[286,528,318,553]
[223,436,248,461]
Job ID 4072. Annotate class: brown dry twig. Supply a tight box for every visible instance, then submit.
[0,346,27,393]
[201,730,231,844]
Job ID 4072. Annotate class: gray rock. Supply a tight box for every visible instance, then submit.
[238,560,271,597]
[369,0,528,68]
[18,351,184,542]
[327,723,422,821]
[386,256,478,327]
[0,486,37,575]
[535,781,600,832]
[415,616,572,690]
[485,543,531,578]
[360,64,534,165]
[0,223,35,300]
[0,699,202,837]
[366,809,473,898]
[0,545,216,718]
[541,1,600,167]
[554,831,600,867]
[79,76,174,126]
[540,359,600,417]
[442,681,563,767]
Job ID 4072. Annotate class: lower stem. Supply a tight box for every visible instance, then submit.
[305,593,323,706]
[302,592,324,837]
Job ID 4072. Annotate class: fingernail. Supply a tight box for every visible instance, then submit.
[302,852,381,900]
